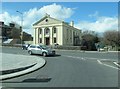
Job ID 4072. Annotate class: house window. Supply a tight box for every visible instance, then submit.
[46,28,49,34]
[53,28,56,33]
[45,19,48,22]
[40,38,42,43]
[39,29,42,34]
[54,38,56,43]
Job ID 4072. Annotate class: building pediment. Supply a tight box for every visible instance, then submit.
[33,15,62,26]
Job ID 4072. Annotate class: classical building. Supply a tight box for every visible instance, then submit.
[33,14,82,46]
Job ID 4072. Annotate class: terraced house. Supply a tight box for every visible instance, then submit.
[33,14,82,46]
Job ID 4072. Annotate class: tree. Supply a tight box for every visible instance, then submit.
[81,30,100,51]
[103,30,120,47]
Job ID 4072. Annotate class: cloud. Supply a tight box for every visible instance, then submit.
[1,5,117,35]
[75,15,118,33]
[39,3,74,20]
[0,3,74,35]
[88,11,99,18]
[0,12,21,26]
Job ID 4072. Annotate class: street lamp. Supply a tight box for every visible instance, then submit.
[16,10,23,46]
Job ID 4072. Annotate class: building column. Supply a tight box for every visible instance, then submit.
[36,28,39,44]
[56,28,58,44]
[33,28,36,44]
[38,28,39,44]
[50,27,53,45]
[42,28,45,44]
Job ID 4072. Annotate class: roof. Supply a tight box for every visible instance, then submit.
[32,14,81,31]
[33,15,64,26]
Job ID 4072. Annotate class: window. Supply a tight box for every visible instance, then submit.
[37,46,41,49]
[30,45,36,48]
[54,38,56,43]
[53,27,56,33]
[40,38,42,43]
[39,29,42,34]
[45,19,48,22]
[46,28,49,34]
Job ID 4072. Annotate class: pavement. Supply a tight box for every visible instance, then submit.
[55,49,119,53]
[1,47,119,87]
[0,53,46,80]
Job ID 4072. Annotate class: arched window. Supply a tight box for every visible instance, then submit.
[45,28,50,35]
[53,27,57,34]
[52,26,57,34]
[38,28,42,34]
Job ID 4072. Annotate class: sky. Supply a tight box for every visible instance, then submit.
[0,2,118,36]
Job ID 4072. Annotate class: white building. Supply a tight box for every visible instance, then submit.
[33,14,82,46]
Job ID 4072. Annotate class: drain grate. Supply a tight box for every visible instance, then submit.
[22,75,52,82]
[22,77,51,82]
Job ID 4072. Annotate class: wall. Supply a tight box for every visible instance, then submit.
[62,23,81,46]
[33,24,63,45]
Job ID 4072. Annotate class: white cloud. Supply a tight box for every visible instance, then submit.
[0,12,21,26]
[0,3,74,35]
[75,16,118,33]
[75,11,118,33]
[39,3,73,20]
[88,11,99,18]
[1,5,117,35]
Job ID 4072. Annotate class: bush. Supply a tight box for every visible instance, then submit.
[55,45,81,50]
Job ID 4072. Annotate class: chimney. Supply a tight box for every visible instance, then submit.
[45,13,50,17]
[70,21,74,27]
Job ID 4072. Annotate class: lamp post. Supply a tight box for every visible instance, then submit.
[16,10,23,46]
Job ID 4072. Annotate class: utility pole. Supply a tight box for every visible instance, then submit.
[16,10,23,46]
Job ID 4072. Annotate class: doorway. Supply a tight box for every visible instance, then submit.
[46,38,50,45]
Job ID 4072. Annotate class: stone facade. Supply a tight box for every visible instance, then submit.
[33,15,81,46]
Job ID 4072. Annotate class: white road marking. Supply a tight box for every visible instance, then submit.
[97,60,120,70]
[113,62,120,67]
[97,60,102,64]
[63,55,86,60]
[63,55,119,70]
[63,55,112,61]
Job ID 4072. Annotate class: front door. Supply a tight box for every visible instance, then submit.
[46,38,50,45]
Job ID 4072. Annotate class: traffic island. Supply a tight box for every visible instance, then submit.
[98,59,120,70]
[113,62,120,68]
[0,53,46,80]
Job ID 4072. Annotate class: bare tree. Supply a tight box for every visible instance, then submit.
[81,30,100,51]
[103,30,120,47]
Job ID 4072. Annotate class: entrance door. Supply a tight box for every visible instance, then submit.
[46,38,50,45]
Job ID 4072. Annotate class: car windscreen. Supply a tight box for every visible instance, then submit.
[40,45,49,49]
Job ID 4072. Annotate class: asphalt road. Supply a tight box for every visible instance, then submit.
[1,46,119,87]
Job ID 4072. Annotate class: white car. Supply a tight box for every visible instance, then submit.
[27,44,55,57]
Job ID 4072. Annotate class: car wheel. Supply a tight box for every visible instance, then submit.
[28,50,32,55]
[42,52,47,57]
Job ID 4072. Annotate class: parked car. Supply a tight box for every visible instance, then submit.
[22,44,30,50]
[27,44,56,57]
[54,43,59,46]
[52,43,59,49]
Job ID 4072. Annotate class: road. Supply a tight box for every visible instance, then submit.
[1,47,119,88]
